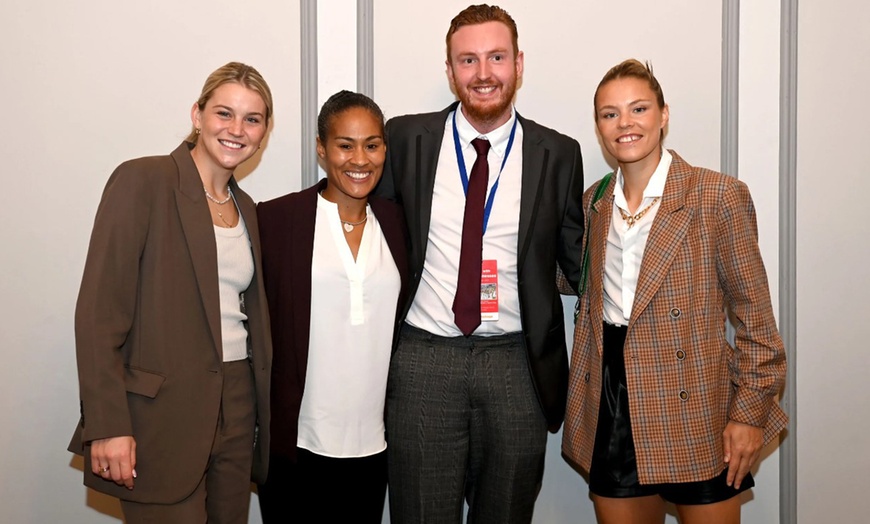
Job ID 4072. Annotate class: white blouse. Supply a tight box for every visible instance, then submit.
[603,149,672,326]
[296,193,401,458]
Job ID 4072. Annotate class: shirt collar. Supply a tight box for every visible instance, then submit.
[614,148,672,207]
[453,103,516,158]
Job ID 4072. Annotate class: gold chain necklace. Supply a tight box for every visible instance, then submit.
[618,197,660,228]
[204,187,236,227]
[215,208,235,228]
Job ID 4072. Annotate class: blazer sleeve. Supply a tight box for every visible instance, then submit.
[74,162,152,443]
[716,178,786,428]
[556,139,585,293]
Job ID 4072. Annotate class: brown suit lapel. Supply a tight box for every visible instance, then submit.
[171,143,222,358]
[233,177,260,273]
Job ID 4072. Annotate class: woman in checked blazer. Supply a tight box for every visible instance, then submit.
[562,59,787,524]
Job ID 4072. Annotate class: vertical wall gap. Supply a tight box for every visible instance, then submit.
[779,0,798,523]
[357,0,374,96]
[722,0,740,178]
[301,0,318,188]
[721,1,740,353]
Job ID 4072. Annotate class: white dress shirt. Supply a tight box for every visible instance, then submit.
[406,105,524,336]
[603,149,672,326]
[297,194,400,457]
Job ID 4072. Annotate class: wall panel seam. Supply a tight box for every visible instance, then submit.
[779,0,798,523]
[301,0,318,188]
[357,0,374,96]
[722,0,739,178]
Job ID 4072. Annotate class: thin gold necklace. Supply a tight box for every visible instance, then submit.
[618,197,660,228]
[215,208,235,227]
[205,188,236,227]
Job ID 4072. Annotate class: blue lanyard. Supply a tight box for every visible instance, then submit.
[452,110,518,235]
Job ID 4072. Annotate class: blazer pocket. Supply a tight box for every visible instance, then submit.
[124,366,166,399]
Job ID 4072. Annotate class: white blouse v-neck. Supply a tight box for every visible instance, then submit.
[296,193,400,458]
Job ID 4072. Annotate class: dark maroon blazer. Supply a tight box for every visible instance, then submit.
[256,179,410,463]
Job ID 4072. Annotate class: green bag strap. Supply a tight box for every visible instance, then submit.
[574,172,612,322]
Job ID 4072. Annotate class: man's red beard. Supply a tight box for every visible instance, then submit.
[454,78,517,128]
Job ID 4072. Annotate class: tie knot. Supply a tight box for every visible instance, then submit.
[471,138,490,157]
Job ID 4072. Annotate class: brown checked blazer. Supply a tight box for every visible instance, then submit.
[561,150,787,484]
[68,142,272,503]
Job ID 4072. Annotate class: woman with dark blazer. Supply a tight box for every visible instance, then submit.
[69,62,273,523]
[256,91,409,524]
[562,60,787,524]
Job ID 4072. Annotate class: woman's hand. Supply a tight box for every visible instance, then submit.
[90,436,137,489]
[722,420,763,489]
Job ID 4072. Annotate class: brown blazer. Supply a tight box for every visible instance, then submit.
[562,150,787,484]
[68,142,272,503]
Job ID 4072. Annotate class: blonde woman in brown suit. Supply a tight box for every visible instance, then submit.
[69,62,273,524]
[562,60,787,523]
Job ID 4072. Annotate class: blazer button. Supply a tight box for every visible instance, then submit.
[670,308,682,319]
[675,349,686,360]
[584,372,590,383]
[679,390,689,401]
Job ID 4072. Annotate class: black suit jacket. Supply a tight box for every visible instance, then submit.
[257,179,410,461]
[376,102,584,430]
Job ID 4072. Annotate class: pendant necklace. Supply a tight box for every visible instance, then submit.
[204,186,235,227]
[341,215,367,233]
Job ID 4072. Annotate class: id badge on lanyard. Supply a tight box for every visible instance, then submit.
[453,111,517,323]
[480,259,499,321]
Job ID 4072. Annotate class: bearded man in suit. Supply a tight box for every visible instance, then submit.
[376,5,585,523]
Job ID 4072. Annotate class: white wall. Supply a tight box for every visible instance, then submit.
[0,1,300,522]
[796,1,870,522]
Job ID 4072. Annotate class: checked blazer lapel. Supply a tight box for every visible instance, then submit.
[628,151,695,326]
[172,144,222,359]
[588,176,616,356]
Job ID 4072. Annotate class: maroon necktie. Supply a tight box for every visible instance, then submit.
[453,138,491,336]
